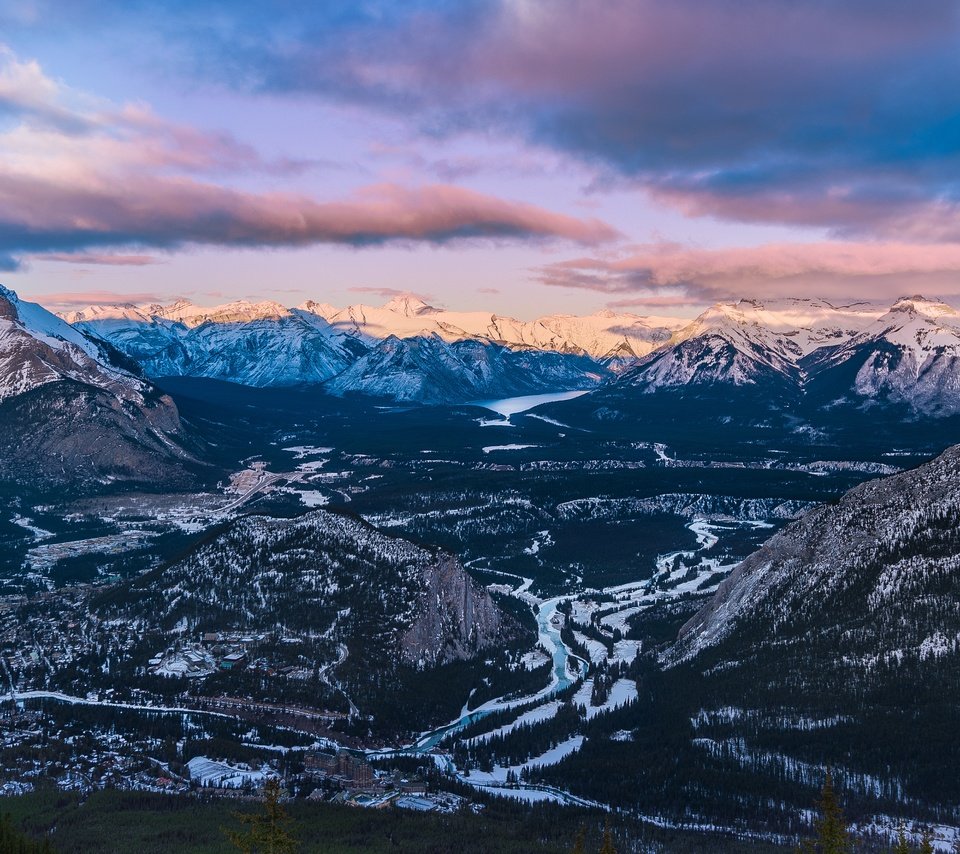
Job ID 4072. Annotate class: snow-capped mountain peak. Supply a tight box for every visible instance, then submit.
[888,294,959,319]
[0,285,191,486]
[381,294,437,316]
[60,304,154,325]
[297,300,340,320]
[614,297,885,391]
[0,285,125,387]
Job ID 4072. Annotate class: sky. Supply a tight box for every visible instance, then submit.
[3,0,960,318]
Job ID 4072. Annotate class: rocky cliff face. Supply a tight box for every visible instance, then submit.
[0,285,194,488]
[672,442,960,666]
[401,554,507,666]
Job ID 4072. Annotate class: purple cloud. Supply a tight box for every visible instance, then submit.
[0,173,618,255]
[537,241,960,306]
[0,45,617,265]
[131,0,960,240]
[34,252,162,266]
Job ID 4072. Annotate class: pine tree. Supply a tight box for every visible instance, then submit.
[571,824,587,854]
[599,818,617,854]
[918,830,934,854]
[0,812,55,854]
[799,770,853,854]
[893,826,911,854]
[226,778,299,854]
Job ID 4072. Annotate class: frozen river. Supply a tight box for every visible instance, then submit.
[469,390,589,418]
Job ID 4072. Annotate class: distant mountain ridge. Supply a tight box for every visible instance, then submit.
[600,295,960,417]
[64,294,651,402]
[55,292,960,414]
[65,294,682,363]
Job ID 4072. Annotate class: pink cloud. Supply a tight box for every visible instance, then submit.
[606,295,706,309]
[536,241,960,305]
[0,173,619,255]
[0,46,617,266]
[28,290,172,308]
[348,286,436,303]
[33,252,162,266]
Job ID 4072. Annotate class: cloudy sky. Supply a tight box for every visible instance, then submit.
[4,0,960,317]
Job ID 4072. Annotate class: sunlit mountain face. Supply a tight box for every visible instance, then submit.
[3,3,960,852]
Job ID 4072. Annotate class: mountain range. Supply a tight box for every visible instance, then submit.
[613,295,960,406]
[58,291,960,414]
[5,284,960,489]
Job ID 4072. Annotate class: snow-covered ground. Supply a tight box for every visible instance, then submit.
[468,701,563,745]
[572,679,638,719]
[298,490,330,507]
[283,445,334,458]
[573,632,608,664]
[186,756,267,789]
[463,735,585,786]
[11,514,53,541]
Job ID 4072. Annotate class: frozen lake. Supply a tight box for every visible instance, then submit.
[469,390,589,418]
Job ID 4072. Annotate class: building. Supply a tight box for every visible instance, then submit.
[220,652,246,671]
[304,750,338,777]
[304,749,374,789]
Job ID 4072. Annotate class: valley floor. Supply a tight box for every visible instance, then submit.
[3,386,960,851]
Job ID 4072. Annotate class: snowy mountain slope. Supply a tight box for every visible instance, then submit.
[124,509,512,666]
[672,441,960,663]
[70,295,678,374]
[804,296,960,415]
[70,302,363,387]
[576,295,960,422]
[616,298,880,391]
[61,292,960,414]
[67,296,615,394]
[0,285,143,402]
[0,285,192,487]
[303,295,683,361]
[323,333,604,404]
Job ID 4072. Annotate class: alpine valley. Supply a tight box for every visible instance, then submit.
[3,284,960,852]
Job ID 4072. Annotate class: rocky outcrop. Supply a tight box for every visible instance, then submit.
[401,554,510,666]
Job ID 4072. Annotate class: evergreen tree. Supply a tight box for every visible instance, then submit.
[918,830,934,854]
[799,770,853,854]
[599,818,616,854]
[893,827,911,854]
[226,778,299,854]
[0,813,54,854]
[570,824,586,854]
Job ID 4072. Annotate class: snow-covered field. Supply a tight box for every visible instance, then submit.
[186,756,267,789]
[572,679,638,719]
